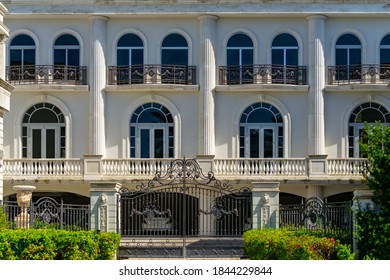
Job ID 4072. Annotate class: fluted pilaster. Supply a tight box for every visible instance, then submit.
[197,15,218,155]
[307,15,327,155]
[89,16,108,156]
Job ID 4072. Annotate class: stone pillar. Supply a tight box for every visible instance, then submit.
[196,154,215,174]
[89,16,108,156]
[13,185,36,229]
[252,182,280,229]
[197,15,218,155]
[307,15,327,155]
[90,182,121,232]
[306,185,324,201]
[352,189,375,256]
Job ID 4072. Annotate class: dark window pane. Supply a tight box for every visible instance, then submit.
[117,49,129,66]
[286,49,298,66]
[118,34,143,47]
[349,49,361,65]
[24,49,35,65]
[55,34,79,46]
[68,49,80,66]
[272,49,284,65]
[132,49,144,65]
[264,129,274,158]
[227,34,253,47]
[247,109,276,123]
[154,129,164,158]
[138,109,166,123]
[336,34,361,46]
[32,129,41,158]
[381,34,390,46]
[356,108,385,123]
[162,34,187,47]
[10,50,22,66]
[46,129,56,158]
[30,109,59,123]
[272,33,298,47]
[242,49,253,65]
[250,129,259,158]
[162,49,188,65]
[11,34,35,46]
[336,49,348,66]
[140,129,150,158]
[227,49,239,66]
[54,49,66,65]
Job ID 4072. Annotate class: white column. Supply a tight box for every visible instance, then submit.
[89,16,108,156]
[197,15,217,155]
[307,15,327,155]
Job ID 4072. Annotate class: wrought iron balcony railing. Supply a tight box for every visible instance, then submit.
[6,65,87,85]
[219,64,307,85]
[328,64,390,85]
[108,64,196,85]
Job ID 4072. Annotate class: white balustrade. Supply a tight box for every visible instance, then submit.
[327,158,368,176]
[102,159,172,176]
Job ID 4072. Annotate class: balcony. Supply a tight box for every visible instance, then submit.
[6,65,87,85]
[327,64,390,88]
[107,64,196,86]
[219,64,307,86]
[2,157,368,183]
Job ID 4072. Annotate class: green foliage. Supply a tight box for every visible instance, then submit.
[0,205,9,230]
[356,123,390,259]
[243,228,354,260]
[0,229,120,260]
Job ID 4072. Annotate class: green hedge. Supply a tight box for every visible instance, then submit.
[243,228,354,260]
[0,229,120,260]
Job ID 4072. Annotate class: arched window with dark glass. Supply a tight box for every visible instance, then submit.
[380,34,390,79]
[22,103,66,158]
[9,34,36,81]
[130,103,174,158]
[116,33,144,84]
[335,34,361,81]
[348,102,390,158]
[226,33,254,84]
[53,34,80,81]
[239,102,284,158]
[161,33,189,84]
[271,33,299,84]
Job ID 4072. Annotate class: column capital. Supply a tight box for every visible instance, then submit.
[88,15,110,22]
[197,14,219,21]
[306,14,327,21]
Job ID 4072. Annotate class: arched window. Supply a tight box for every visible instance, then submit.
[22,103,66,158]
[380,34,390,78]
[9,34,36,81]
[226,33,254,84]
[271,33,299,83]
[348,102,390,157]
[130,103,174,158]
[116,33,144,84]
[335,34,361,81]
[161,33,189,83]
[53,34,80,81]
[239,103,284,158]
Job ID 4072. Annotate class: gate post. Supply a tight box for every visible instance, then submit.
[89,182,121,232]
[352,189,375,257]
[252,182,280,229]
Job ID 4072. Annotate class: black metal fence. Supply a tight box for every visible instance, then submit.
[3,197,89,230]
[279,197,353,243]
[328,64,390,85]
[219,64,307,85]
[108,64,196,85]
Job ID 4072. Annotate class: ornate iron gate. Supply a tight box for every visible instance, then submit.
[117,158,252,258]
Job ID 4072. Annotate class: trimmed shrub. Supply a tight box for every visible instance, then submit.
[243,228,354,260]
[0,229,120,260]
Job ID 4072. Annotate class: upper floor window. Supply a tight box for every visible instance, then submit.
[117,33,144,66]
[9,34,36,81]
[380,34,390,78]
[226,33,254,84]
[335,34,361,66]
[239,102,284,158]
[348,102,390,158]
[22,103,66,159]
[54,34,80,67]
[130,103,174,158]
[161,33,188,66]
[271,33,299,83]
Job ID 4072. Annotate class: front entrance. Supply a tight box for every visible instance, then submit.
[117,158,252,258]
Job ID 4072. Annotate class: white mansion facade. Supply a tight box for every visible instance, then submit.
[1,0,388,208]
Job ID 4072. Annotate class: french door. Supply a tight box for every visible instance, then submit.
[29,125,60,158]
[246,126,277,158]
[138,126,168,158]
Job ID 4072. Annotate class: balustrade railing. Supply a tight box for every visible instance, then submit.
[6,65,87,85]
[102,159,173,176]
[219,64,307,85]
[213,158,308,176]
[2,158,368,179]
[108,64,196,85]
[328,64,390,85]
[3,159,83,177]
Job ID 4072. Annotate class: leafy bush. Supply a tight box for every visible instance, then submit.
[0,205,9,230]
[0,229,120,260]
[243,228,354,260]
